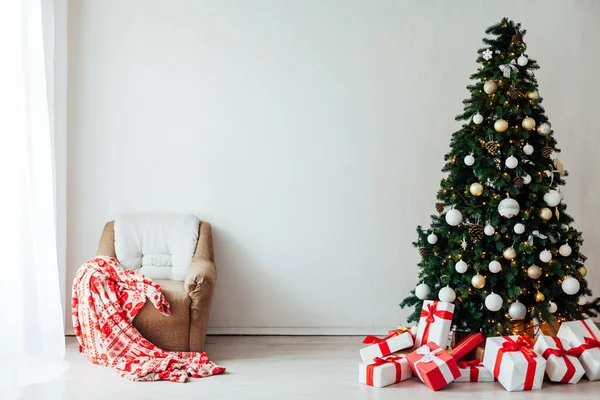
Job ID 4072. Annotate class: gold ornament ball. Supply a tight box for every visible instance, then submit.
[535,292,545,302]
[503,247,517,260]
[527,265,543,279]
[494,119,509,133]
[471,273,486,289]
[539,207,552,221]
[470,182,484,197]
[522,117,536,131]
[483,80,498,95]
[527,90,540,100]
[579,266,588,277]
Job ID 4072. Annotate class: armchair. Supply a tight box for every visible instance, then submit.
[96,214,216,352]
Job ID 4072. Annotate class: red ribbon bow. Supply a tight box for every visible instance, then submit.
[362,331,399,356]
[366,356,403,386]
[571,319,600,357]
[541,337,580,383]
[458,359,483,382]
[494,336,538,390]
[419,301,453,344]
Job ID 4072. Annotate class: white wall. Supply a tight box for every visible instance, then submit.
[67,0,600,334]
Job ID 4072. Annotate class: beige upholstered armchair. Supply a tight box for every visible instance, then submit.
[97,214,216,352]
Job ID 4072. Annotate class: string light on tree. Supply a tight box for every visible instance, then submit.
[535,291,545,302]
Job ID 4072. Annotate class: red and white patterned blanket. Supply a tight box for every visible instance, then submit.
[72,256,225,382]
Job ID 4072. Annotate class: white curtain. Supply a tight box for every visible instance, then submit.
[0,0,67,396]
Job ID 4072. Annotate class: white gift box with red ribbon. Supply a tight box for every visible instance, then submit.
[414,300,455,348]
[455,360,494,382]
[557,319,600,381]
[358,356,412,387]
[482,336,545,392]
[360,332,414,363]
[533,334,584,384]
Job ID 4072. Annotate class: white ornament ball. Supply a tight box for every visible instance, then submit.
[484,224,495,236]
[561,224,570,232]
[485,292,503,312]
[411,324,418,336]
[538,122,551,136]
[472,113,484,124]
[562,277,580,295]
[445,209,463,226]
[523,174,532,185]
[514,223,525,234]
[498,197,520,218]
[505,156,518,169]
[427,233,438,245]
[464,154,475,166]
[503,247,517,260]
[539,249,552,263]
[523,143,534,155]
[559,243,572,257]
[578,296,587,306]
[455,260,468,274]
[528,90,540,100]
[508,301,527,320]
[544,190,562,207]
[483,80,498,95]
[488,260,502,273]
[415,283,431,300]
[517,55,529,66]
[439,286,456,303]
[548,301,558,314]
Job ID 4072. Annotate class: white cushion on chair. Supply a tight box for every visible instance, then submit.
[114,214,199,281]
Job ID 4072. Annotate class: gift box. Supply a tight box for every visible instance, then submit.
[406,342,460,391]
[482,336,545,392]
[358,356,412,387]
[533,334,585,384]
[387,324,416,341]
[360,332,414,362]
[449,333,485,362]
[414,300,455,348]
[557,319,600,381]
[455,360,494,382]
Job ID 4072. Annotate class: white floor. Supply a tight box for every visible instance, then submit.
[11,336,600,399]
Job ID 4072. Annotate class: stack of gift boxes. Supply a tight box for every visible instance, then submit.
[358,299,600,392]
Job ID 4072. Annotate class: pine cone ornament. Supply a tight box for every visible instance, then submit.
[485,141,499,154]
[507,86,526,100]
[419,247,429,257]
[513,176,524,188]
[541,146,554,158]
[511,34,526,48]
[469,224,484,243]
[435,202,445,213]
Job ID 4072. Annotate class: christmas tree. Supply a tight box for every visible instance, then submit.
[401,18,600,337]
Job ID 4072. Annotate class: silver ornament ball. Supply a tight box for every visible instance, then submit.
[508,301,527,320]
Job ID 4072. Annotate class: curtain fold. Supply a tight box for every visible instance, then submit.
[0,0,67,395]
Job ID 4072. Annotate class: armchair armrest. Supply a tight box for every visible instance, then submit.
[184,259,216,296]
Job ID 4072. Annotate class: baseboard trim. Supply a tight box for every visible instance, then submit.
[206,327,387,336]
